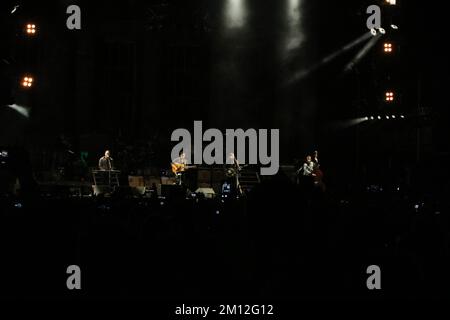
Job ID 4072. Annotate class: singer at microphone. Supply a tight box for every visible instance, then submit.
[99,150,114,171]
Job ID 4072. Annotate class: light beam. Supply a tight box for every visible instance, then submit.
[224,0,247,29]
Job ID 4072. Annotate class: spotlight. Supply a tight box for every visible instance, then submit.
[385,91,394,102]
[225,0,247,29]
[21,76,34,88]
[379,28,386,34]
[26,23,37,35]
[6,104,30,118]
[391,115,396,119]
[370,116,375,120]
[11,5,20,14]
[400,115,405,119]
[378,116,382,120]
[283,0,304,54]
[386,115,390,119]
[386,0,396,5]
[383,42,393,53]
[365,117,370,121]
[391,24,399,30]
[370,28,377,36]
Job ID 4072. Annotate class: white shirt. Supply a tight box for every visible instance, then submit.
[302,161,314,176]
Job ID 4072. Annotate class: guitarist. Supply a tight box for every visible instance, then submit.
[171,151,188,185]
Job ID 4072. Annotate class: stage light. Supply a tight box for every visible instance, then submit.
[391,24,399,30]
[283,0,304,55]
[385,91,394,102]
[6,104,30,118]
[378,116,382,120]
[14,203,23,209]
[344,34,380,73]
[370,28,377,36]
[391,115,396,119]
[337,117,368,128]
[400,115,405,119]
[21,76,34,88]
[288,0,301,21]
[225,0,247,29]
[11,5,20,14]
[26,23,37,35]
[383,42,393,53]
[370,116,375,120]
[287,32,372,84]
[386,115,390,119]
[386,0,396,5]
[379,28,386,34]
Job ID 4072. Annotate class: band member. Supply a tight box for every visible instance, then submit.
[99,150,114,171]
[313,150,319,168]
[171,151,188,185]
[300,155,315,177]
[172,150,188,169]
[303,151,325,192]
[226,152,240,170]
[296,155,316,189]
[225,152,243,195]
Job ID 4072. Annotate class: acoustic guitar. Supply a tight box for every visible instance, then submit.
[171,163,197,175]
